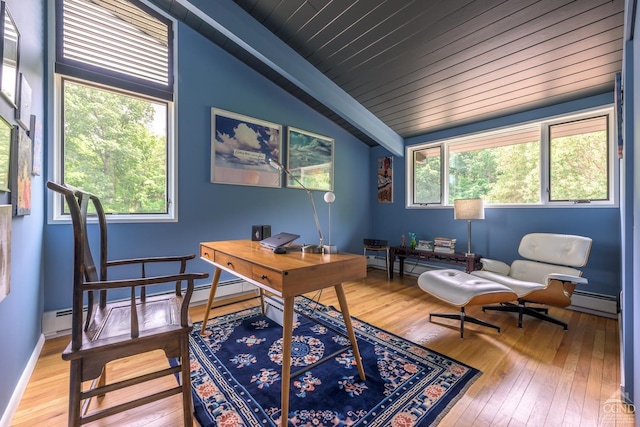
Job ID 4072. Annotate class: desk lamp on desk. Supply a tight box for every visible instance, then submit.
[269,158,325,254]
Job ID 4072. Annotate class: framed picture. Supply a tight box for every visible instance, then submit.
[286,127,334,191]
[0,115,11,191]
[377,156,393,203]
[12,126,31,215]
[0,2,18,107]
[15,73,31,130]
[29,114,41,175]
[0,204,9,304]
[211,108,282,187]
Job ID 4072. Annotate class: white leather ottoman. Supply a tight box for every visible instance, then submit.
[418,269,517,337]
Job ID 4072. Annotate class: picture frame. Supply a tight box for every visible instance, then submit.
[211,108,282,188]
[0,114,11,191]
[12,126,31,215]
[0,204,10,304]
[377,156,393,203]
[29,114,41,176]
[15,73,31,130]
[0,2,19,107]
[286,127,334,191]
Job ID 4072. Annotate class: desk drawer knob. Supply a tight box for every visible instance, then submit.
[227,261,233,267]
[261,274,267,280]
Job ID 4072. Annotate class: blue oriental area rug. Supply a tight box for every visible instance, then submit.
[189,298,480,426]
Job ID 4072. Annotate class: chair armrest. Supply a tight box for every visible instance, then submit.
[106,253,196,268]
[84,272,209,291]
[479,258,511,276]
[546,273,588,285]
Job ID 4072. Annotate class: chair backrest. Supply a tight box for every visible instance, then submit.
[47,181,108,349]
[518,233,592,267]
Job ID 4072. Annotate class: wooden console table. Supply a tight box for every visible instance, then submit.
[199,240,367,422]
[389,246,482,278]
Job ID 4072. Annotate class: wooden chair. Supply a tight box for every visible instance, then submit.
[47,181,208,426]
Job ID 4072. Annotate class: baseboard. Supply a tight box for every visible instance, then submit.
[42,279,259,338]
[0,334,45,427]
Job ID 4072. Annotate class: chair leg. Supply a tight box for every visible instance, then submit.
[430,307,501,338]
[180,335,194,426]
[68,360,82,427]
[483,301,567,330]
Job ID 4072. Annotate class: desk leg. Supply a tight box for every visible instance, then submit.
[200,267,222,335]
[334,284,366,381]
[389,251,395,279]
[280,296,295,425]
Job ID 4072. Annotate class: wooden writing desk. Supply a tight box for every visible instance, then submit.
[199,240,367,422]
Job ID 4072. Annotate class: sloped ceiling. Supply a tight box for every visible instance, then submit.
[149,0,624,152]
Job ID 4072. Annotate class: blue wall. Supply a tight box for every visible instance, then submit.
[370,94,621,297]
[42,20,371,312]
[0,0,45,421]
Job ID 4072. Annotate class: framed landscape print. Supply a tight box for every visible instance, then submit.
[286,127,333,191]
[0,115,11,191]
[211,108,282,188]
[12,126,31,215]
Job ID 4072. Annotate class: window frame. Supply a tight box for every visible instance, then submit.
[406,106,618,209]
[50,0,178,223]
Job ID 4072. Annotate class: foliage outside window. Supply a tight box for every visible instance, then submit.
[54,0,174,220]
[408,109,614,207]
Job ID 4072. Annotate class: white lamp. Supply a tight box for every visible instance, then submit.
[323,191,337,253]
[269,158,324,253]
[454,198,485,256]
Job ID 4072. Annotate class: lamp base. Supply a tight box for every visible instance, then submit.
[465,252,475,257]
[323,244,338,254]
[302,244,324,254]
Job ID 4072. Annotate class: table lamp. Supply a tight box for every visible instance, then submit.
[269,158,324,253]
[454,198,485,256]
[323,191,337,253]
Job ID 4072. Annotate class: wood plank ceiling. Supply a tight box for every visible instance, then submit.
[150,0,625,148]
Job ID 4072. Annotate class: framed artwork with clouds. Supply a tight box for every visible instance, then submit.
[211,108,282,187]
[286,127,334,191]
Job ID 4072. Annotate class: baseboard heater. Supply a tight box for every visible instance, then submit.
[42,279,258,338]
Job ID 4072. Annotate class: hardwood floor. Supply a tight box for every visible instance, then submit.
[11,270,634,426]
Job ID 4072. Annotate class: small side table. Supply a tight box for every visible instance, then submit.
[363,245,390,280]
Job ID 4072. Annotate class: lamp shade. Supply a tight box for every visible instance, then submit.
[324,191,336,204]
[454,198,485,220]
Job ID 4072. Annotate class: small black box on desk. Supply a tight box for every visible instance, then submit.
[252,225,271,241]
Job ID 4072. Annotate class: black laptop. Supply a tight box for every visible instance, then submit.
[260,232,300,249]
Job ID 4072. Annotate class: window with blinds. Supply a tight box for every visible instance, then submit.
[56,0,173,100]
[53,0,176,221]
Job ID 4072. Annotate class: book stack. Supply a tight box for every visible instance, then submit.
[433,237,456,253]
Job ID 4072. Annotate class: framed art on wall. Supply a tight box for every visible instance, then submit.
[0,115,11,191]
[0,204,10,304]
[377,156,393,203]
[12,126,31,215]
[0,2,18,107]
[15,73,31,130]
[211,108,282,188]
[286,127,334,191]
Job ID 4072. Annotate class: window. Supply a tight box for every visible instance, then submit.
[407,108,615,207]
[53,0,175,220]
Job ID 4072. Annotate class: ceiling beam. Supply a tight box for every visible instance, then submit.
[178,0,404,157]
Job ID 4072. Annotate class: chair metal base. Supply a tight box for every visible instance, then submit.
[482,301,568,330]
[429,307,501,338]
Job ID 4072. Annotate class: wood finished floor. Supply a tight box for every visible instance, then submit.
[11,269,635,426]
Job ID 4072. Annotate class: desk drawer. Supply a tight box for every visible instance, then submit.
[252,265,283,293]
[214,252,253,278]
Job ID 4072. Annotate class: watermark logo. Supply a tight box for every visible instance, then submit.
[600,390,635,426]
